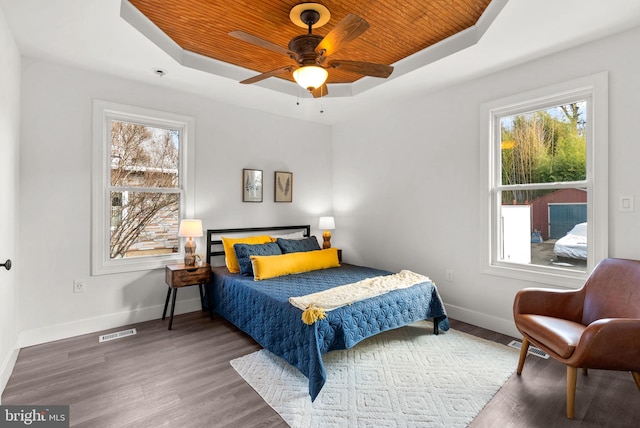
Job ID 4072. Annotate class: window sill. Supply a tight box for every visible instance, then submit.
[483,262,588,289]
[92,253,184,276]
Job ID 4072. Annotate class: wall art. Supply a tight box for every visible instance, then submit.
[274,171,293,202]
[243,169,263,202]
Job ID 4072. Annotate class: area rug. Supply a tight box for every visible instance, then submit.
[230,320,519,427]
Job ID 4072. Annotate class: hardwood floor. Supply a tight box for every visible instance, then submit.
[2,312,639,427]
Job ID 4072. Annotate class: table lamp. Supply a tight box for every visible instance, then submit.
[178,219,203,266]
[318,216,335,249]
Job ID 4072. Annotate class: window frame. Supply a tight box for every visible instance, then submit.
[92,100,195,275]
[479,72,608,288]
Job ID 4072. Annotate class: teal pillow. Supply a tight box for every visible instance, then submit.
[276,236,321,254]
[234,242,282,276]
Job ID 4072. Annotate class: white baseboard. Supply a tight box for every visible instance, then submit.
[0,346,19,404]
[18,297,203,349]
[445,303,520,338]
[2,298,203,400]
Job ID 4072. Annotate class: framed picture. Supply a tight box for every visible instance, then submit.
[274,171,293,202]
[242,169,263,202]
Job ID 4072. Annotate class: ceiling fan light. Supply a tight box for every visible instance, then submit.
[293,66,328,91]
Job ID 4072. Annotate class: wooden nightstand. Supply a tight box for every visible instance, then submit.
[163,263,212,330]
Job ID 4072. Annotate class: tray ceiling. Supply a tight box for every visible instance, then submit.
[127,0,492,86]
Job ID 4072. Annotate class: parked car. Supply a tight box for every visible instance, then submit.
[554,222,587,260]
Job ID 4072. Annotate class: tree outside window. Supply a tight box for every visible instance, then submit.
[92,100,194,275]
[480,73,608,287]
[498,102,587,271]
[109,122,180,259]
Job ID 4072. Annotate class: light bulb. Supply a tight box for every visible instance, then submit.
[293,66,328,91]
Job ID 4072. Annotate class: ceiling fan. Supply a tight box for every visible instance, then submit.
[229,3,394,98]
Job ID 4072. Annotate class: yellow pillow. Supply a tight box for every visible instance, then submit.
[221,235,272,273]
[251,248,340,281]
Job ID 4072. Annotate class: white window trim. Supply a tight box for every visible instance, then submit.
[92,100,195,275]
[479,72,608,288]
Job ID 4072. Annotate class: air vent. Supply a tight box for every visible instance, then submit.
[508,340,549,359]
[99,328,137,343]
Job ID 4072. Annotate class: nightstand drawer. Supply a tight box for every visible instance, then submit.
[163,263,213,330]
[165,265,211,288]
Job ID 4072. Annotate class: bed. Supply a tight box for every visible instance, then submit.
[206,225,449,401]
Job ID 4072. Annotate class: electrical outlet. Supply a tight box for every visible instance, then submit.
[445,269,454,282]
[73,279,86,293]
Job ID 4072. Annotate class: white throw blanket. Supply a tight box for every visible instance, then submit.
[289,270,431,324]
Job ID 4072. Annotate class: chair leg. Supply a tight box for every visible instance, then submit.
[632,372,640,392]
[566,366,577,419]
[517,337,529,375]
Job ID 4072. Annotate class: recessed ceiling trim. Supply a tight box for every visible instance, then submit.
[120,0,184,65]
[391,27,478,82]
[120,0,508,99]
[476,0,509,35]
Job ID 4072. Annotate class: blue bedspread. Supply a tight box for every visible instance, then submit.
[211,264,449,400]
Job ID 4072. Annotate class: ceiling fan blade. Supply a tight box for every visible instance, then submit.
[240,66,296,85]
[311,84,329,98]
[328,60,394,78]
[315,14,370,58]
[229,30,298,61]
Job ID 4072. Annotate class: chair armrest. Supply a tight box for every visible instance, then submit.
[569,318,640,370]
[514,287,585,322]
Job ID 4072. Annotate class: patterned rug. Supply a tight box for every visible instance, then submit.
[231,320,519,427]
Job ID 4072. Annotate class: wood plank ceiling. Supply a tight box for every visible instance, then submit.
[128,0,492,84]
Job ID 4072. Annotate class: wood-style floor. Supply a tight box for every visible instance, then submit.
[2,311,639,427]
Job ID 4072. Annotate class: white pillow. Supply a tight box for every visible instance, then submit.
[270,230,305,240]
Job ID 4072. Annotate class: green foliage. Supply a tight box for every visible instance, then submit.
[535,133,586,182]
[500,103,586,203]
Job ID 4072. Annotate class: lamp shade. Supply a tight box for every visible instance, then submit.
[318,216,335,230]
[293,66,328,91]
[178,219,203,237]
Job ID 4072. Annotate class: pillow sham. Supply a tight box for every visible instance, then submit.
[276,236,321,254]
[251,248,340,281]
[221,235,272,273]
[234,242,282,276]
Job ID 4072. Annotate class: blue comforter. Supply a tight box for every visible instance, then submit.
[211,264,449,400]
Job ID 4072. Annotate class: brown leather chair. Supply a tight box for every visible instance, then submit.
[513,258,640,419]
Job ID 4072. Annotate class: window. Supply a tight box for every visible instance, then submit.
[480,73,608,287]
[92,101,195,275]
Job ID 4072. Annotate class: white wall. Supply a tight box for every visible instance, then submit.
[0,6,21,397]
[9,13,640,361]
[17,59,332,346]
[333,27,640,337]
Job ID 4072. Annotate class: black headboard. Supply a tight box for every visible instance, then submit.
[206,225,311,267]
